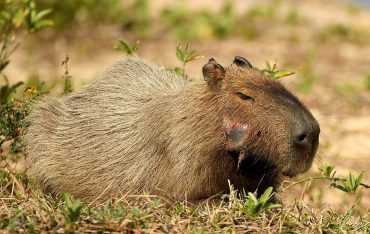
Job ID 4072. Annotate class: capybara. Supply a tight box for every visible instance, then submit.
[24,56,320,202]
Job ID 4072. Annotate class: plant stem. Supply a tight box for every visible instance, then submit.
[282,176,370,191]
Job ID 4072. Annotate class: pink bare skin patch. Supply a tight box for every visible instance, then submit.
[225,122,250,149]
[225,121,250,173]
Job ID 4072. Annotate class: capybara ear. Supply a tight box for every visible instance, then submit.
[202,58,226,90]
[233,56,253,68]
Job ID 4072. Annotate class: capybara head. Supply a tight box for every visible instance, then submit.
[203,56,320,178]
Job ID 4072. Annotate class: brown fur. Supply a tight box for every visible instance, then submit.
[23,56,320,202]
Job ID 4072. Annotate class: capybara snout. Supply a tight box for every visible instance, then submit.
[24,56,320,201]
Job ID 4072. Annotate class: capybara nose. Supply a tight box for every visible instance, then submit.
[293,119,320,149]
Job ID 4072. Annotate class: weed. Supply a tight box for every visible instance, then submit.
[0,77,23,105]
[0,0,52,72]
[113,39,140,55]
[240,187,282,217]
[173,202,186,216]
[175,42,203,79]
[319,163,336,178]
[127,206,147,229]
[283,163,369,194]
[261,61,295,80]
[91,202,126,226]
[331,172,365,194]
[149,197,162,209]
[0,0,51,158]
[0,81,46,156]
[62,194,84,232]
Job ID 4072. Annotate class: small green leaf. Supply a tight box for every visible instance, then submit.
[114,40,140,55]
[12,10,26,28]
[274,70,295,79]
[34,9,52,20]
[0,60,10,72]
[259,186,273,204]
[331,183,349,193]
[173,67,184,76]
[248,192,258,206]
[265,203,282,209]
[176,44,185,62]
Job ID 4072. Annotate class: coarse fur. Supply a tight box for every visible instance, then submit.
[24,56,320,202]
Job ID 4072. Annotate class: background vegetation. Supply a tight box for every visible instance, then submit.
[1,0,370,232]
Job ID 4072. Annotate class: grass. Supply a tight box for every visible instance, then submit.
[0,170,369,233]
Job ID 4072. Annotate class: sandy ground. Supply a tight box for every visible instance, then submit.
[3,0,370,210]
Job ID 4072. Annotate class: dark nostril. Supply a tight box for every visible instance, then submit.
[294,132,309,146]
[297,133,307,142]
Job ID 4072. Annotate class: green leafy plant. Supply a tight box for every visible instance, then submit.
[62,194,84,232]
[172,202,186,216]
[240,187,282,217]
[0,0,53,72]
[320,164,367,194]
[0,0,51,158]
[283,163,369,195]
[113,39,140,55]
[93,202,126,225]
[331,171,365,194]
[175,42,203,79]
[128,206,147,229]
[0,77,23,105]
[261,61,295,80]
[319,163,337,178]
[0,81,47,156]
[23,0,53,33]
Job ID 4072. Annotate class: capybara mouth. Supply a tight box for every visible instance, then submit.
[228,149,278,177]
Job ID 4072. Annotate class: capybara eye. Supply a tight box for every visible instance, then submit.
[236,92,255,102]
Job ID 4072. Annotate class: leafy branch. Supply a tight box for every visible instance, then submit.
[282,164,369,194]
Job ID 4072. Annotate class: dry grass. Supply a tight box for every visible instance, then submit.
[1,167,369,233]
